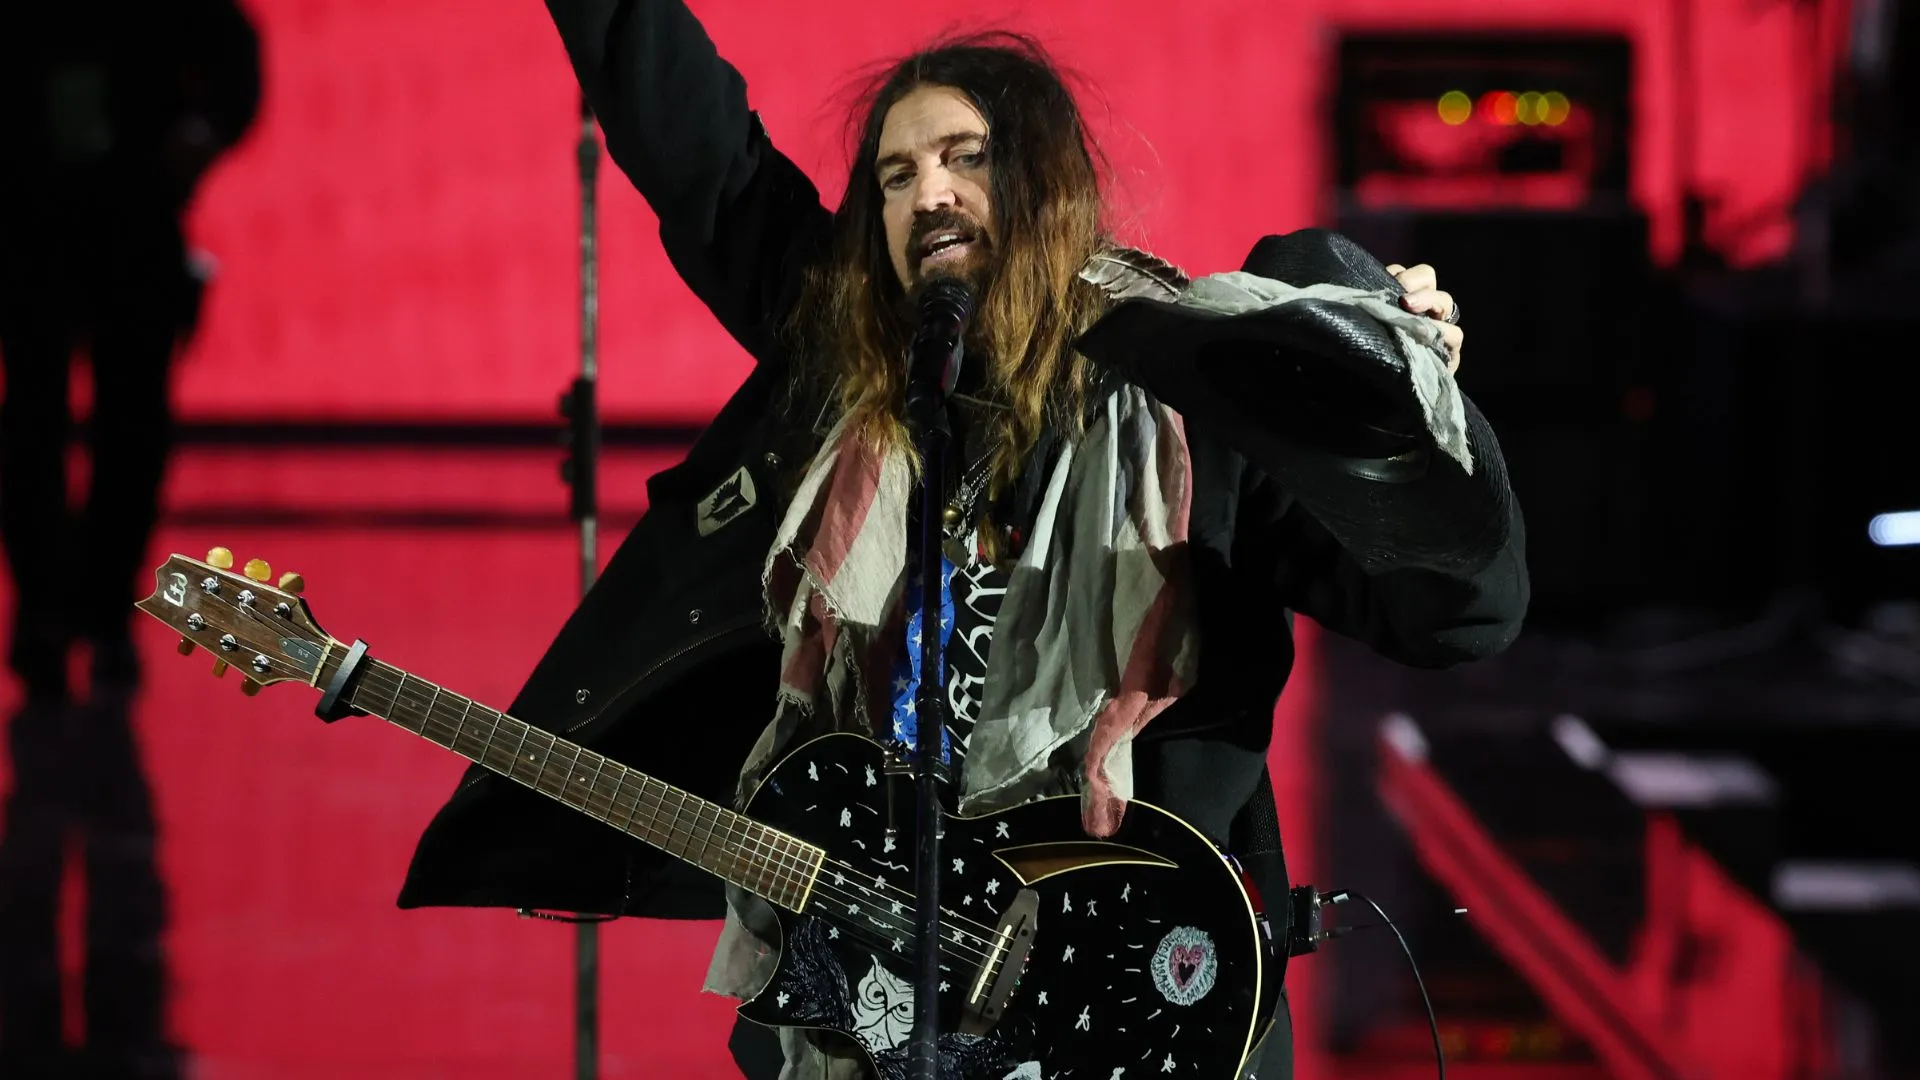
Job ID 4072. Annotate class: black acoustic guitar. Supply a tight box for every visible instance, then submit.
[139,550,1280,1079]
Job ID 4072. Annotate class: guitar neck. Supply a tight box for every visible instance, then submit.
[317,647,822,913]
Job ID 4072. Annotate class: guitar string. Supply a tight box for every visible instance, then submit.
[349,664,1012,960]
[289,617,1010,941]
[215,615,999,969]
[353,659,1013,968]
[210,597,1012,968]
[214,598,1011,959]
[344,661,1006,938]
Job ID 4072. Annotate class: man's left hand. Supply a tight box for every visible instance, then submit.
[1386,263,1462,373]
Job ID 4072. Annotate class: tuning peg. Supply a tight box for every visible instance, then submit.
[244,558,271,583]
[212,660,229,678]
[176,637,195,656]
[278,571,305,596]
[207,547,234,569]
[241,679,261,697]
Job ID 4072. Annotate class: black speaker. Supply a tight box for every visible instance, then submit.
[1336,210,1656,621]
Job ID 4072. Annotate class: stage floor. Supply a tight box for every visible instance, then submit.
[1,467,742,1077]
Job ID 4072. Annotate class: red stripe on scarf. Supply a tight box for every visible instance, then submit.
[805,441,885,589]
[779,590,835,699]
[1080,410,1195,837]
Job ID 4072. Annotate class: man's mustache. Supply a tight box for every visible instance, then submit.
[908,209,989,265]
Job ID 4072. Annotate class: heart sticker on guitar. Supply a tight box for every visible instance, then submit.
[1150,926,1218,1006]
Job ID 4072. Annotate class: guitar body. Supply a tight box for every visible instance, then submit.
[734,733,1273,1080]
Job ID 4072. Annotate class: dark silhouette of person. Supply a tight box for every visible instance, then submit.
[0,3,260,1076]
[0,0,261,699]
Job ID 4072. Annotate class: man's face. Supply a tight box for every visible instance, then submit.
[875,85,995,291]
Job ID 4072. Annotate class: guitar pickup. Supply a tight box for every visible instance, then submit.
[958,888,1039,1036]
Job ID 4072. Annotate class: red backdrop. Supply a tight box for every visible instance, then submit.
[175,0,1848,426]
[0,0,1855,1075]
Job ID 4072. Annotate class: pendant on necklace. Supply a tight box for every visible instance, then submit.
[940,504,971,566]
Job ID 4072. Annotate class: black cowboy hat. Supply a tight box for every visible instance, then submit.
[1076,228,1447,481]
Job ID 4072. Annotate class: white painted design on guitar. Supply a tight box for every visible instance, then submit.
[849,957,914,1053]
[1150,926,1218,1006]
[162,572,189,607]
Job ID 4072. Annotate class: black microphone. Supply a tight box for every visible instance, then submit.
[904,277,973,433]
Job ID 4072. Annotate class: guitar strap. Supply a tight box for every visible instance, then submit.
[1230,767,1287,939]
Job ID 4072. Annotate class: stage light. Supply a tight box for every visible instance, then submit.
[1516,91,1544,125]
[1438,90,1472,125]
[1550,715,1610,770]
[1542,91,1572,125]
[1774,861,1920,911]
[1868,510,1920,547]
[1479,90,1518,125]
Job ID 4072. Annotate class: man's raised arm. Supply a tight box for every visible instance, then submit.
[543,0,832,362]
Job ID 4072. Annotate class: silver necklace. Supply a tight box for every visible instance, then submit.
[939,447,996,566]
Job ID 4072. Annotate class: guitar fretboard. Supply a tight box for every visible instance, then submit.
[317,651,822,912]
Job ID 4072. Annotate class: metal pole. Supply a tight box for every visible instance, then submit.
[909,425,949,1080]
[561,92,604,1080]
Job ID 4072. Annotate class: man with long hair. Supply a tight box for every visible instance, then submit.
[399,3,1525,1078]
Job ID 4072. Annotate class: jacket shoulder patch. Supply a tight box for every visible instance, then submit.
[697,466,759,537]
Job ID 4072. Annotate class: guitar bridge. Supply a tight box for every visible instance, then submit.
[959,888,1039,1036]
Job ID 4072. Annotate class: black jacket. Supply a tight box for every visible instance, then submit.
[395,0,1528,941]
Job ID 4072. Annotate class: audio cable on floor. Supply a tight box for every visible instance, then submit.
[1288,885,1462,1080]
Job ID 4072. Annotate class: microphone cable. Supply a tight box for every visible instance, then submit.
[1312,889,1462,1080]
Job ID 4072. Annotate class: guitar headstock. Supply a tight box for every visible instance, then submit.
[135,548,336,695]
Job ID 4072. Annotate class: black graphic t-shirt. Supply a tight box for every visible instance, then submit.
[942,552,1008,767]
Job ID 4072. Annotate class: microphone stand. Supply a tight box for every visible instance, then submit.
[558,92,603,1080]
[903,282,968,1080]
[906,404,950,1080]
